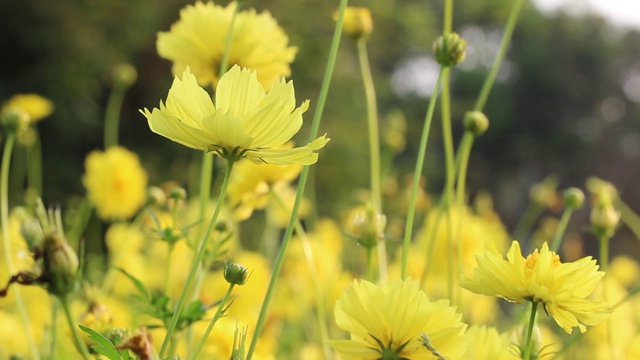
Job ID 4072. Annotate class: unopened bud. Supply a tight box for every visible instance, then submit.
[215,220,230,233]
[1,108,30,134]
[43,233,80,296]
[335,7,373,40]
[113,63,138,88]
[21,219,44,250]
[169,186,187,201]
[463,111,489,136]
[350,203,386,249]
[146,186,166,207]
[563,187,585,210]
[591,203,620,239]
[433,32,467,67]
[224,261,249,286]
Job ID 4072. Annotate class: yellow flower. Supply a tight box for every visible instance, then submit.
[465,325,519,360]
[141,65,328,165]
[461,241,611,334]
[2,93,54,123]
[329,278,468,360]
[157,1,296,89]
[227,156,302,220]
[82,146,148,220]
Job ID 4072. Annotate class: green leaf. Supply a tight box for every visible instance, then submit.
[115,267,151,300]
[78,324,122,360]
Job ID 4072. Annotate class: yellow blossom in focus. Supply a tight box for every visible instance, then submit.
[462,241,611,334]
[335,7,373,39]
[328,278,468,360]
[227,156,302,220]
[141,66,329,165]
[465,325,519,360]
[2,93,54,123]
[157,1,296,89]
[82,146,148,220]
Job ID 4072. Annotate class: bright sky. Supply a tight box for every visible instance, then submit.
[534,0,640,29]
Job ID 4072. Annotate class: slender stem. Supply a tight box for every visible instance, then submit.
[67,197,93,245]
[513,203,542,242]
[616,198,640,242]
[357,38,386,282]
[1,132,41,360]
[104,83,127,149]
[159,159,236,358]
[474,0,525,112]
[27,127,43,194]
[453,132,474,309]
[400,67,445,278]
[366,247,375,281]
[164,244,175,295]
[523,301,539,360]
[49,301,58,360]
[550,208,573,253]
[443,0,453,34]
[189,284,235,360]
[246,0,348,357]
[59,295,91,360]
[270,190,331,360]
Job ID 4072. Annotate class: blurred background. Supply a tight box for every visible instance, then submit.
[1,0,639,256]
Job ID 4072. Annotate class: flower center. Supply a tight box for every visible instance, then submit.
[525,249,561,271]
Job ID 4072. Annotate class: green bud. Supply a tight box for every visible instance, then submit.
[350,203,386,249]
[169,186,187,201]
[463,111,489,136]
[146,186,167,207]
[42,233,80,297]
[590,203,620,239]
[113,63,138,88]
[432,32,467,67]
[0,108,30,134]
[563,187,585,210]
[160,227,182,245]
[21,219,44,251]
[224,261,249,286]
[215,220,230,233]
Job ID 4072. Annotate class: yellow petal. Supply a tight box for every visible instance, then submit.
[164,67,216,128]
[215,66,265,117]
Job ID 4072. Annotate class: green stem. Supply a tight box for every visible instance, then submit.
[246,0,348,357]
[598,234,615,360]
[443,0,453,34]
[616,198,640,242]
[104,83,127,149]
[513,203,542,242]
[49,301,58,360]
[523,301,539,360]
[189,283,235,360]
[400,67,445,278]
[67,197,93,245]
[453,132,474,309]
[1,132,41,360]
[59,295,91,360]
[165,244,175,295]
[270,190,331,360]
[440,68,456,302]
[550,208,573,253]
[366,247,375,281]
[158,159,236,358]
[474,0,525,112]
[356,38,386,282]
[27,127,43,194]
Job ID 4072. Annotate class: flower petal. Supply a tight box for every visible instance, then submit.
[215,66,265,117]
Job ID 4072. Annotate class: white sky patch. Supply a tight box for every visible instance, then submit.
[534,0,640,30]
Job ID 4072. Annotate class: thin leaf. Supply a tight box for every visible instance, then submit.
[78,324,122,360]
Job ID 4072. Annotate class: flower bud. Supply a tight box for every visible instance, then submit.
[113,63,138,88]
[590,203,620,239]
[21,218,44,251]
[563,187,585,210]
[42,233,80,296]
[463,111,489,136]
[0,108,30,134]
[146,186,166,207]
[169,186,187,201]
[349,203,386,249]
[335,7,373,40]
[224,260,249,286]
[215,220,230,233]
[433,32,467,67]
[529,175,561,209]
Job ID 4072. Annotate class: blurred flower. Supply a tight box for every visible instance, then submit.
[82,146,148,220]
[462,241,611,334]
[465,325,519,360]
[227,157,302,220]
[345,203,386,249]
[157,1,296,89]
[2,93,54,124]
[530,175,562,210]
[335,7,373,40]
[142,66,328,165]
[328,278,468,359]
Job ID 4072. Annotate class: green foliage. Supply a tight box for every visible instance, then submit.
[78,325,132,360]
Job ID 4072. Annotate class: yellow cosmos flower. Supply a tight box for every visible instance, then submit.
[461,241,611,334]
[329,278,468,360]
[141,65,328,165]
[465,325,519,360]
[157,1,296,89]
[2,93,54,123]
[82,146,148,220]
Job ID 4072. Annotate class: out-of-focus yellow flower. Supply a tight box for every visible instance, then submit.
[157,1,296,89]
[227,157,302,220]
[328,278,468,359]
[335,7,373,39]
[2,93,54,123]
[462,241,611,334]
[142,66,328,165]
[465,325,519,360]
[609,256,640,288]
[82,146,148,220]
